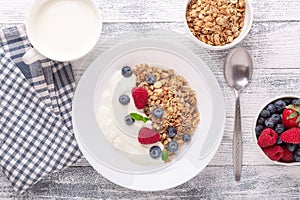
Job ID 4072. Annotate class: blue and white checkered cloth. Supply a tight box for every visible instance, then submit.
[0,25,82,193]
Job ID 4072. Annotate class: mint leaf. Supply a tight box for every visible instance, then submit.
[296,116,300,123]
[142,116,150,123]
[286,105,295,109]
[130,113,143,120]
[288,112,298,119]
[294,107,300,113]
[130,113,150,123]
[162,149,169,161]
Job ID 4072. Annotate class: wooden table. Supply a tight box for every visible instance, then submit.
[1,0,300,199]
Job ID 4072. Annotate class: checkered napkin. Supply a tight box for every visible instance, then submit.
[0,25,82,193]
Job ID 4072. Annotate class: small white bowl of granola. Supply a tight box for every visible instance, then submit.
[184,0,253,50]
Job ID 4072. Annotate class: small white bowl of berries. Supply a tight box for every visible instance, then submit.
[254,96,300,165]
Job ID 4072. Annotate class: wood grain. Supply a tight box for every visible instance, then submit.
[1,0,300,23]
[1,165,300,199]
[1,20,300,198]
[1,0,300,198]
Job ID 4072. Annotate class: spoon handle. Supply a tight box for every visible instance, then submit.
[233,92,242,181]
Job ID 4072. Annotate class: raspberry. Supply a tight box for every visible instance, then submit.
[263,145,284,161]
[138,127,160,145]
[280,127,300,144]
[257,128,278,148]
[280,147,294,162]
[132,87,148,109]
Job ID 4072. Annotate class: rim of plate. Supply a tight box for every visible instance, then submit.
[72,38,226,191]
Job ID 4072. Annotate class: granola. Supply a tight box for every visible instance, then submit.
[186,0,246,46]
[134,64,200,161]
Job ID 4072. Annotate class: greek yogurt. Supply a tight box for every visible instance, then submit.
[96,71,163,163]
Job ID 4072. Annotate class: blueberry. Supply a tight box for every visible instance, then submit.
[294,151,300,162]
[119,94,130,105]
[182,134,191,142]
[292,98,300,105]
[287,144,298,152]
[276,137,283,145]
[264,118,275,128]
[149,146,162,159]
[295,149,300,156]
[275,123,285,134]
[145,74,156,85]
[167,141,178,153]
[153,108,164,118]
[255,125,264,136]
[257,117,265,125]
[121,66,133,77]
[294,155,300,162]
[266,104,276,114]
[124,115,135,125]
[298,144,300,148]
[271,113,281,124]
[284,98,292,105]
[260,109,270,118]
[274,100,286,113]
[166,126,177,138]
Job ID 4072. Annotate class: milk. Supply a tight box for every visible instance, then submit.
[30,0,100,60]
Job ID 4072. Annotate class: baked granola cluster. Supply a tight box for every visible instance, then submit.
[133,64,200,161]
[186,0,245,46]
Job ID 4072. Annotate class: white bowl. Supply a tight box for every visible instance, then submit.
[72,38,226,190]
[184,0,254,50]
[25,0,102,62]
[253,95,300,166]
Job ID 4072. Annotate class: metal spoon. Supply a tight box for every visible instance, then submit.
[224,47,253,181]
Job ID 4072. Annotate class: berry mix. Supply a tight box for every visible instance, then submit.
[120,64,200,162]
[255,97,300,162]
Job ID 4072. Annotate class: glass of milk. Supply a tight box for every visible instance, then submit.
[23,0,102,64]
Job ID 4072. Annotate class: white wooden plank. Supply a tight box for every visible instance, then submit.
[0,5,300,199]
[1,165,300,199]
[0,0,300,23]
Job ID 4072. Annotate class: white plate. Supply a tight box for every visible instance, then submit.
[72,39,225,191]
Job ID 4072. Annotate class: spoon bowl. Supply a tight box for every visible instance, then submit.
[224,47,253,91]
[224,47,253,181]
